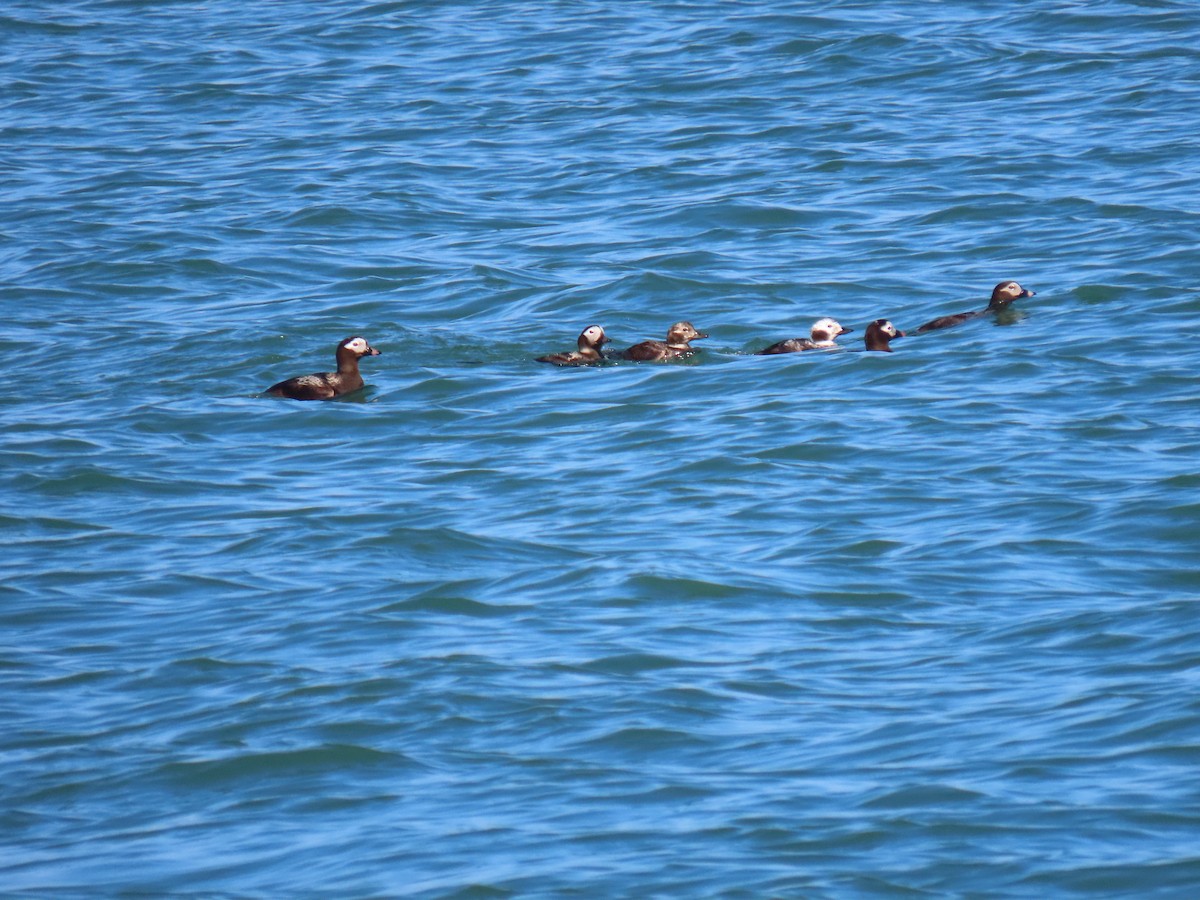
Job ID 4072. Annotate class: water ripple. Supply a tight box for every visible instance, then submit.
[3,0,1200,895]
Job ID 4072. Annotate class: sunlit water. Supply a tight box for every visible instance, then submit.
[4,1,1200,895]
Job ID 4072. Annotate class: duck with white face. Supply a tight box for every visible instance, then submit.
[619,321,709,361]
[756,317,853,355]
[915,280,1036,333]
[536,325,611,366]
[864,319,905,352]
[265,335,382,400]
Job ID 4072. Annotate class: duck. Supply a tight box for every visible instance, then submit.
[864,319,904,352]
[619,321,708,361]
[536,325,610,366]
[915,280,1035,333]
[756,317,852,355]
[265,336,381,400]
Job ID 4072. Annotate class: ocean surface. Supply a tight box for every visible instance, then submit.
[3,1,1200,896]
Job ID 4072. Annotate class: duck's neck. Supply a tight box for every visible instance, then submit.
[865,334,892,352]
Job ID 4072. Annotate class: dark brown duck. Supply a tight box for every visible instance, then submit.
[915,280,1035,333]
[864,319,904,352]
[265,336,381,400]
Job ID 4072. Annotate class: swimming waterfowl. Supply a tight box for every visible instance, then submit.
[536,325,610,366]
[620,321,708,361]
[864,319,904,352]
[915,280,1035,333]
[756,317,852,355]
[265,336,381,400]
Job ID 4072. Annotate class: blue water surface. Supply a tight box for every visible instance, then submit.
[3,1,1200,896]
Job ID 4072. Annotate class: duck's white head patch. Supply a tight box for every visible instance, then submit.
[582,325,607,345]
[343,336,369,353]
[811,318,844,340]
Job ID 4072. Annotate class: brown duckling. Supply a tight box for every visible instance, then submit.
[620,321,708,361]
